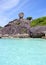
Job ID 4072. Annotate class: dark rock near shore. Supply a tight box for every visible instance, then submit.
[29,32,45,38]
[30,26,46,38]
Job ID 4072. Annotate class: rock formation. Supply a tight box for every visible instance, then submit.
[30,26,46,38]
[0,12,45,38]
[29,32,45,38]
[0,12,31,38]
[19,12,24,19]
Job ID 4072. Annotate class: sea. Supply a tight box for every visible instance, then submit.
[0,38,46,65]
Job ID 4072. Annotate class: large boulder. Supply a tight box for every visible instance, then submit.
[29,32,45,38]
[19,12,24,19]
[29,26,45,38]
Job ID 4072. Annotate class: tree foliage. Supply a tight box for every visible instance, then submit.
[27,17,32,20]
[30,16,46,27]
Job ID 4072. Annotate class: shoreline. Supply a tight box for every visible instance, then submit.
[0,33,46,39]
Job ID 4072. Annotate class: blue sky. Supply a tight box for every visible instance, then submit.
[0,0,46,26]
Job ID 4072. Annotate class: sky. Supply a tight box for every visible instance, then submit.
[0,0,46,26]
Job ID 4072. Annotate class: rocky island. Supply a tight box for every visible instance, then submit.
[0,12,46,38]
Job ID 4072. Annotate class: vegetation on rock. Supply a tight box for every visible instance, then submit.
[27,17,32,20]
[30,16,46,27]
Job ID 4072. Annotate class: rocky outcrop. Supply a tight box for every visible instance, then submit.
[30,26,46,32]
[0,12,31,38]
[30,26,46,38]
[29,32,45,38]
[0,13,46,38]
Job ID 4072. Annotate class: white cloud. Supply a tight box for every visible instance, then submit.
[0,0,20,26]
[6,0,29,16]
[0,0,20,12]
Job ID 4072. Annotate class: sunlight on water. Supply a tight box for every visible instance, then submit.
[0,38,46,65]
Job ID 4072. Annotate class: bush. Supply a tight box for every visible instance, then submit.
[27,17,32,20]
[30,16,46,27]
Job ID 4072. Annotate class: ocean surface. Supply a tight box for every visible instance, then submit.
[0,38,46,65]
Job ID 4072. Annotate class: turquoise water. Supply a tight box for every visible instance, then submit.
[0,38,46,65]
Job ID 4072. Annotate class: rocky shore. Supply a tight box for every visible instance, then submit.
[0,34,30,38]
[0,12,46,38]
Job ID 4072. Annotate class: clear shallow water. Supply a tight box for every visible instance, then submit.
[0,38,46,65]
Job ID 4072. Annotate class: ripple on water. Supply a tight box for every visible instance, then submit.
[0,38,46,65]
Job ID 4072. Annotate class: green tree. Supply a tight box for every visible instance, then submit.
[30,16,46,27]
[27,17,32,20]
